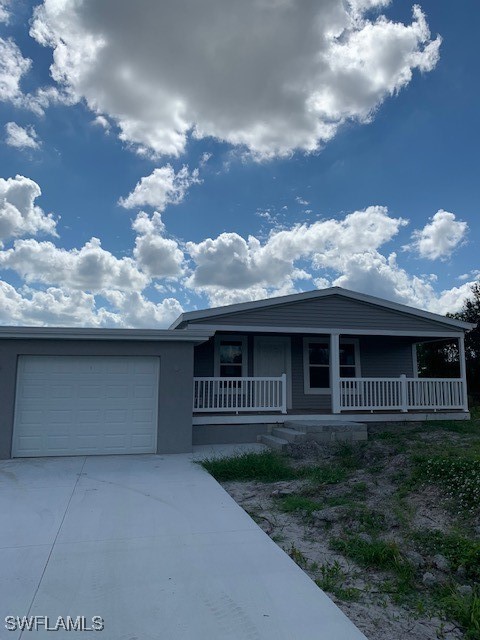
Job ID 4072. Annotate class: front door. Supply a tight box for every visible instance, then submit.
[254,336,292,409]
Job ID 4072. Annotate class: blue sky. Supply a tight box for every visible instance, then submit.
[0,0,478,327]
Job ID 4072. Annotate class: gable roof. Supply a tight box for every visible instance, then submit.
[170,287,475,331]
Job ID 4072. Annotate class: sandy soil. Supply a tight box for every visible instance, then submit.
[220,432,472,640]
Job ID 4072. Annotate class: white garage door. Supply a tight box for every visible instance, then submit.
[13,356,159,457]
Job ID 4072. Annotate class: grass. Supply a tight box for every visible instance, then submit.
[330,535,415,600]
[277,495,323,516]
[202,416,480,637]
[440,586,480,639]
[331,535,409,574]
[347,506,387,536]
[315,561,361,602]
[413,530,480,582]
[199,450,298,482]
[199,450,350,484]
[411,453,480,516]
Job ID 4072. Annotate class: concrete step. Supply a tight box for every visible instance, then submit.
[284,420,368,443]
[259,434,290,452]
[271,427,306,443]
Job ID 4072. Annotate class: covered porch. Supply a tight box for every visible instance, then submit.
[192,330,469,418]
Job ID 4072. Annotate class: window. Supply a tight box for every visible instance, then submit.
[215,335,247,377]
[303,338,360,394]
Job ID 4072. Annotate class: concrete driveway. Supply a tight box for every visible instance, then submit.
[0,448,366,639]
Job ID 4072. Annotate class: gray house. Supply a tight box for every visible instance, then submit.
[0,287,474,458]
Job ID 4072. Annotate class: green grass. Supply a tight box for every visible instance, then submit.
[412,454,480,516]
[330,535,408,573]
[199,450,298,482]
[347,506,387,536]
[277,495,323,516]
[413,530,480,582]
[438,585,480,639]
[315,561,361,602]
[199,450,349,485]
[304,464,348,485]
[330,535,415,600]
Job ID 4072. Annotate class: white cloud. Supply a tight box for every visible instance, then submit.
[0,37,33,108]
[0,280,113,327]
[132,211,185,278]
[92,115,111,132]
[30,1,440,158]
[102,290,183,328]
[5,122,41,150]
[0,237,148,292]
[0,175,57,244]
[0,0,11,23]
[405,210,468,260]
[119,165,200,211]
[187,206,407,291]
[0,279,183,328]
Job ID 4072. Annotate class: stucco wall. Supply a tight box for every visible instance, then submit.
[0,339,195,459]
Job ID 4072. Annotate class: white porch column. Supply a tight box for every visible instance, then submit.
[458,334,469,411]
[330,332,341,414]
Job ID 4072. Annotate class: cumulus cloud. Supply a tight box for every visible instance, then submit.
[184,205,475,315]
[5,122,41,150]
[30,1,440,158]
[0,280,113,327]
[102,290,183,328]
[132,211,185,278]
[0,237,148,292]
[405,210,468,260]
[0,279,183,328]
[119,165,200,211]
[187,206,407,292]
[0,0,11,23]
[0,37,33,108]
[92,115,111,132]
[0,175,57,244]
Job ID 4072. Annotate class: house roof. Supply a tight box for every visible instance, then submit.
[169,287,475,331]
[0,327,214,343]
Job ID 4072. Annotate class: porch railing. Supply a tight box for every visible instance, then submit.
[340,375,466,412]
[193,374,287,413]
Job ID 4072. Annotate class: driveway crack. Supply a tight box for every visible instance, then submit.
[19,457,87,640]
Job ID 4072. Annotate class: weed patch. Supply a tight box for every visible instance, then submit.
[277,494,323,516]
[413,530,480,581]
[315,561,361,602]
[199,450,298,482]
[440,585,480,639]
[415,456,480,516]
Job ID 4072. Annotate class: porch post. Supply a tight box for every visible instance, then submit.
[330,332,341,414]
[458,334,469,411]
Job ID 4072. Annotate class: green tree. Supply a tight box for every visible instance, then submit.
[451,282,480,397]
[416,283,479,398]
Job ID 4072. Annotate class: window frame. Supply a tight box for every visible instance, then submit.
[303,337,361,395]
[214,334,248,377]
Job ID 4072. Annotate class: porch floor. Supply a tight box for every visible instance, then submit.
[193,408,470,426]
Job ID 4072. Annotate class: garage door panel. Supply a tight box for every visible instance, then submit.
[13,356,159,457]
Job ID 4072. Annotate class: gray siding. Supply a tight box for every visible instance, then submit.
[191,295,456,333]
[0,339,196,459]
[193,332,417,413]
[359,336,415,377]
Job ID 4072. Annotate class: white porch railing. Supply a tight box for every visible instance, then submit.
[193,375,287,413]
[340,375,466,412]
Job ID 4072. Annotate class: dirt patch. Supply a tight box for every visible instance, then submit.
[218,427,480,640]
